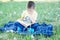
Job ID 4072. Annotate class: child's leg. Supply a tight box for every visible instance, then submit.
[14,22,26,32]
[28,23,40,31]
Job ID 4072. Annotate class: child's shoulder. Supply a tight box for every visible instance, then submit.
[22,10,28,15]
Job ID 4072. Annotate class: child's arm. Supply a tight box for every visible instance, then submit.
[30,12,38,24]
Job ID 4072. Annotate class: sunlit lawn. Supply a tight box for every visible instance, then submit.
[0,1,60,40]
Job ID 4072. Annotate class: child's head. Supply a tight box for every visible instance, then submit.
[27,1,35,12]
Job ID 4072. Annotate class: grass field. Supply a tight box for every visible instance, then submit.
[0,1,60,40]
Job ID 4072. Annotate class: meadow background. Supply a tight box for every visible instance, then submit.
[0,1,60,40]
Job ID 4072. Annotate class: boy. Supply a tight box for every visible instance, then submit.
[16,1,39,39]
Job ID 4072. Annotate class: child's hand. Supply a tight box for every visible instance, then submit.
[16,19,31,27]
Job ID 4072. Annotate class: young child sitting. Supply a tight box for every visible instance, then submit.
[15,1,39,32]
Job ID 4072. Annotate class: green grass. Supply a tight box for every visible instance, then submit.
[0,1,60,40]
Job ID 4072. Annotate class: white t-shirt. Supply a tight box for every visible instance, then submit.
[17,10,38,27]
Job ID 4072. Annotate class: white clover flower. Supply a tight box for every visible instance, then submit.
[31,35,34,40]
[13,11,16,15]
[57,14,60,17]
[13,37,17,40]
[0,11,3,14]
[10,30,14,33]
[6,30,10,32]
